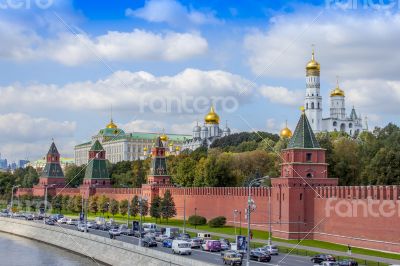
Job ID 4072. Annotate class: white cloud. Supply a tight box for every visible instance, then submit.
[122,119,194,135]
[244,12,400,80]
[126,0,221,26]
[0,19,208,65]
[259,85,303,106]
[0,113,76,142]
[0,68,255,114]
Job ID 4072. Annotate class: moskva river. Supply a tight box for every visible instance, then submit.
[0,232,100,266]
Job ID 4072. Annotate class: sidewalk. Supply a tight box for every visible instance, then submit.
[169,225,400,265]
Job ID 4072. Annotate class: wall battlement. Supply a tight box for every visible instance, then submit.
[315,185,400,200]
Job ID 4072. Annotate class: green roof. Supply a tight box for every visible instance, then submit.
[288,113,320,149]
[90,140,104,151]
[84,159,109,180]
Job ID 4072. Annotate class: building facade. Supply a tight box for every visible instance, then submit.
[304,50,363,136]
[74,119,191,165]
[182,105,231,151]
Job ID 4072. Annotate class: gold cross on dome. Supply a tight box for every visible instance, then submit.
[300,106,305,113]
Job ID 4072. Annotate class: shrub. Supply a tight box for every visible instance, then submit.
[188,215,207,226]
[208,216,226,228]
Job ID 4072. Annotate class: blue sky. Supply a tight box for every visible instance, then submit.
[0,0,399,161]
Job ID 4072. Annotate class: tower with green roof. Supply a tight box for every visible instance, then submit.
[37,141,65,187]
[271,109,338,240]
[82,140,111,187]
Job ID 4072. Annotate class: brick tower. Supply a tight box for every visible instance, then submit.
[142,136,172,203]
[37,141,65,187]
[271,109,338,239]
[81,140,111,188]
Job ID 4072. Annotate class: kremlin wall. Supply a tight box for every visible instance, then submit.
[16,110,400,254]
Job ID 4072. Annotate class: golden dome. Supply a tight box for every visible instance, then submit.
[160,134,168,141]
[280,121,292,139]
[106,119,117,129]
[306,49,320,75]
[330,78,345,97]
[175,146,180,151]
[143,147,148,151]
[204,105,220,124]
[168,142,173,147]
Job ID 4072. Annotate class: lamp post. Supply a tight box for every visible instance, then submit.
[233,210,237,236]
[194,208,197,229]
[239,210,242,235]
[246,176,269,266]
[10,185,20,214]
[44,184,55,224]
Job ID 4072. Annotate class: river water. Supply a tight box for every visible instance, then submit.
[0,232,100,266]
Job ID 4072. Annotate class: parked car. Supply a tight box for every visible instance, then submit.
[311,254,336,264]
[201,240,222,252]
[134,230,146,238]
[262,244,279,255]
[57,217,68,224]
[197,232,211,241]
[222,252,243,266]
[155,234,170,242]
[25,214,34,220]
[249,250,271,262]
[172,240,192,255]
[45,219,55,226]
[162,239,173,248]
[220,240,230,250]
[77,223,88,232]
[109,228,121,237]
[314,262,340,266]
[338,259,358,266]
[142,223,157,233]
[189,238,202,249]
[142,237,157,247]
[177,233,191,240]
[66,218,79,226]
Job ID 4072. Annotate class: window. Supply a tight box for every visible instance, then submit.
[306,173,313,178]
[333,121,337,127]
[317,102,320,109]
[349,123,353,128]
[306,103,308,109]
[300,193,303,200]
[311,102,314,109]
[306,153,312,161]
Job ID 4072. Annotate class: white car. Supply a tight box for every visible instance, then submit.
[66,218,79,225]
[172,240,192,255]
[57,217,68,224]
[261,245,279,255]
[155,234,170,242]
[314,262,339,266]
[108,228,121,236]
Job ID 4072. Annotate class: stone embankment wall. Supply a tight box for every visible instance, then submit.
[0,217,216,266]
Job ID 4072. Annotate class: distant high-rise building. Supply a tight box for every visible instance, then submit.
[18,160,30,168]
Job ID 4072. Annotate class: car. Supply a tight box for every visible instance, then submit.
[222,252,243,266]
[86,221,96,229]
[142,237,157,247]
[172,240,192,255]
[77,223,88,232]
[162,239,173,248]
[25,214,34,220]
[108,228,121,236]
[155,234,170,242]
[262,244,279,255]
[45,219,55,225]
[220,240,230,251]
[338,259,358,266]
[57,217,68,224]
[177,233,191,240]
[249,250,271,262]
[314,262,340,266]
[311,254,336,264]
[201,240,222,252]
[66,218,79,226]
[119,224,133,235]
[134,230,146,238]
[189,238,202,249]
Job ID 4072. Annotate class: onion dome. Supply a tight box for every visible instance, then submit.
[201,124,208,131]
[193,123,201,132]
[204,105,220,124]
[169,142,173,147]
[143,147,148,152]
[160,133,168,141]
[175,146,180,151]
[106,119,118,129]
[330,78,345,97]
[306,48,320,76]
[280,121,292,139]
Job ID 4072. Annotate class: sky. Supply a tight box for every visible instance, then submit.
[1,0,400,162]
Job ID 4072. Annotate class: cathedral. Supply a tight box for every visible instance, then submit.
[303,50,363,136]
[182,105,231,151]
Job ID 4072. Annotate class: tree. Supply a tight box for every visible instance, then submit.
[62,195,70,212]
[161,190,176,223]
[89,195,99,215]
[174,157,196,186]
[52,195,63,213]
[132,160,147,187]
[74,195,83,213]
[67,196,75,212]
[150,196,162,222]
[64,165,86,188]
[130,195,140,217]
[332,137,360,185]
[109,199,119,217]
[141,198,149,218]
[98,195,110,217]
[119,199,129,217]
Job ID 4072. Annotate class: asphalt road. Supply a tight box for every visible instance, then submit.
[53,222,314,266]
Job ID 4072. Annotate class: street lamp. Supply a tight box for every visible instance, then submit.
[44,184,55,224]
[246,176,269,266]
[194,208,197,229]
[10,185,20,215]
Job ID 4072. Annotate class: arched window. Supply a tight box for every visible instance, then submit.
[333,121,337,127]
[349,123,353,128]
[306,173,313,178]
[317,102,320,109]
[311,102,314,109]
[300,193,303,200]
[306,103,308,109]
[340,123,346,132]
